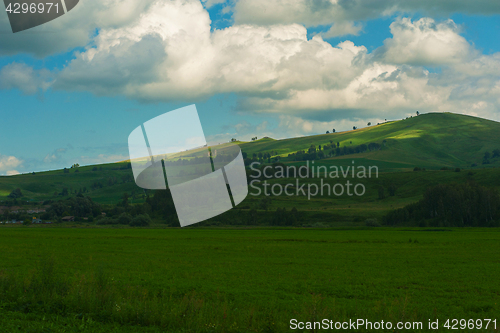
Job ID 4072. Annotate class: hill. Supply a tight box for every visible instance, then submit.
[1,112,500,206]
[239,112,500,171]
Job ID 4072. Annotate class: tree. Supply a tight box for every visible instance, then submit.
[353,126,357,130]
[326,131,330,134]
[378,186,385,200]
[8,188,23,199]
[129,214,151,227]
[388,183,397,196]
[416,111,420,116]
[247,208,258,225]
[484,151,491,160]
[332,129,336,133]
[493,149,500,158]
[121,192,129,207]
[118,212,133,225]
[367,122,371,126]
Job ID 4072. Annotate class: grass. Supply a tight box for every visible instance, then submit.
[0,227,499,332]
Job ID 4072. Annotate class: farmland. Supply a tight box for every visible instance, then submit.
[0,227,499,332]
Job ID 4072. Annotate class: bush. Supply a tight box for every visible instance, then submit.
[413,167,421,171]
[8,188,23,198]
[117,212,133,225]
[96,217,118,225]
[378,186,385,199]
[130,214,151,227]
[455,168,461,172]
[365,218,381,227]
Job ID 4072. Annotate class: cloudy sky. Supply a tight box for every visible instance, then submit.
[0,0,499,175]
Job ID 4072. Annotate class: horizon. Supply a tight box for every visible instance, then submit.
[1,110,498,176]
[1,1,499,175]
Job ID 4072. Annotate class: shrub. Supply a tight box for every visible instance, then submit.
[8,188,23,198]
[365,218,381,227]
[96,217,118,225]
[378,186,385,199]
[130,214,151,227]
[117,212,133,225]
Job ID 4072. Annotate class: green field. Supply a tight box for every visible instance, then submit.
[0,227,499,332]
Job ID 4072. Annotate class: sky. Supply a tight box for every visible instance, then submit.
[0,0,499,175]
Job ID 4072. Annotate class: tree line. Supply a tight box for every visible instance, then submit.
[384,182,500,227]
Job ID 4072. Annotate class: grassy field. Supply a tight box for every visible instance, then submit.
[0,227,499,332]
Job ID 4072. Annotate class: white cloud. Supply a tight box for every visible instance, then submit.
[0,63,52,95]
[0,0,158,57]
[43,154,59,163]
[379,18,471,66]
[48,3,500,127]
[0,0,495,137]
[201,0,227,8]
[322,21,363,38]
[232,0,500,27]
[0,154,23,175]
[6,170,20,176]
[79,154,129,165]
[55,1,371,101]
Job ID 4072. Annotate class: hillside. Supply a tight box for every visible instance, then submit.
[239,112,500,170]
[1,112,500,205]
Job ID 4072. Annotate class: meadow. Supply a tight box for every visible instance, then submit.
[0,227,499,332]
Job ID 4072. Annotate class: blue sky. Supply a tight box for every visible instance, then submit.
[0,0,499,175]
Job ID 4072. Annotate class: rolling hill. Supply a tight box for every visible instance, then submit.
[239,112,500,170]
[1,112,500,205]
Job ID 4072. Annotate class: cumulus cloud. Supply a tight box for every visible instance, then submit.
[201,0,227,8]
[232,0,500,27]
[0,154,23,175]
[43,147,69,164]
[0,63,52,95]
[6,170,20,176]
[322,21,363,38]
[55,1,371,101]
[0,0,495,139]
[378,18,471,66]
[47,1,500,129]
[0,0,157,57]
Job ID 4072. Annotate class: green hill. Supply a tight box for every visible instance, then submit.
[1,112,500,205]
[239,112,500,170]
